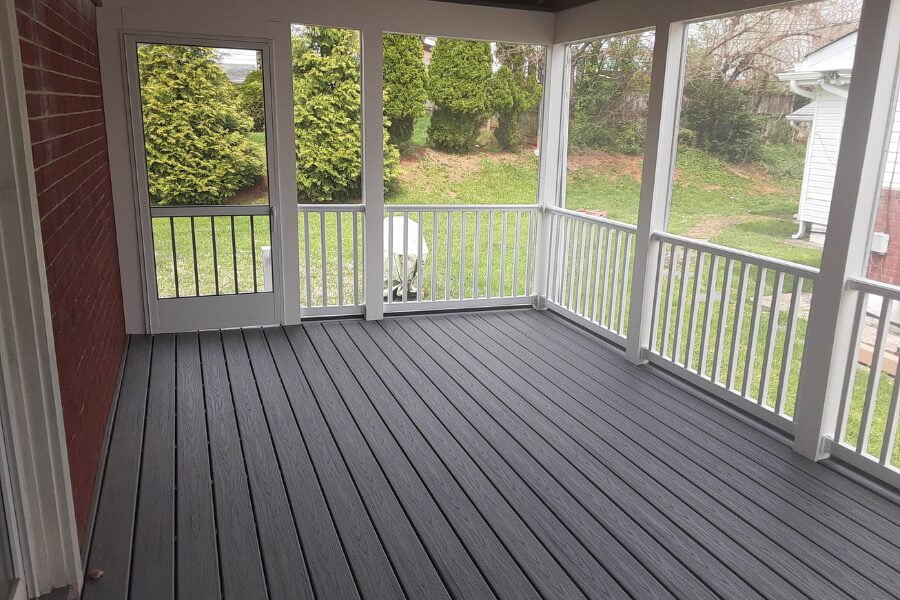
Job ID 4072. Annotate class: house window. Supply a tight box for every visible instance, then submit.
[563,30,655,225]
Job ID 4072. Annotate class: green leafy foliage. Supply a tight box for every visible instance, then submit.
[236,69,265,131]
[490,66,542,151]
[568,35,652,155]
[137,44,264,205]
[681,76,763,162]
[292,27,399,201]
[427,38,493,153]
[384,34,428,150]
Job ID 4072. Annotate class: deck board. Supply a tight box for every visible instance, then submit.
[84,309,900,600]
[130,334,175,600]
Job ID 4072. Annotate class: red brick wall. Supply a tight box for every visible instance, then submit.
[15,0,125,541]
[868,189,900,286]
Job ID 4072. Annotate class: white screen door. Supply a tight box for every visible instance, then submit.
[126,36,283,333]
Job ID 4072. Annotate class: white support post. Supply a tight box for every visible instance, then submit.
[626,22,687,364]
[793,0,900,460]
[272,23,300,324]
[361,28,385,321]
[533,43,569,306]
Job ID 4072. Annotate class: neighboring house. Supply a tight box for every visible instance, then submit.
[781,31,900,286]
[218,47,260,83]
[779,32,856,244]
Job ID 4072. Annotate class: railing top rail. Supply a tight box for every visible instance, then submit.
[546,206,638,233]
[847,276,900,302]
[297,203,365,212]
[653,231,820,279]
[385,203,539,212]
[151,205,271,217]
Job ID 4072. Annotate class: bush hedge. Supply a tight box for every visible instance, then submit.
[384,33,428,151]
[236,69,265,131]
[682,76,763,162]
[292,27,399,201]
[137,44,264,205]
[427,38,493,153]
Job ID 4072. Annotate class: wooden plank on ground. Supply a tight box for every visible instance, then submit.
[82,336,151,600]
[375,319,598,600]
[400,316,761,600]
[284,325,451,600]
[263,326,406,600]
[241,328,360,600]
[130,334,176,600]
[335,320,542,600]
[175,332,221,600]
[198,330,267,600]
[310,322,495,600]
[220,329,313,600]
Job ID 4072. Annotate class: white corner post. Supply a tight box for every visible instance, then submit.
[625,22,687,364]
[533,43,569,306]
[0,0,82,595]
[361,28,385,321]
[272,22,301,325]
[793,0,900,460]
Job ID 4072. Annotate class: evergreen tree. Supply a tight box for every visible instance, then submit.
[137,44,264,205]
[292,27,399,201]
[426,38,493,153]
[236,68,265,132]
[383,33,428,150]
[490,48,542,151]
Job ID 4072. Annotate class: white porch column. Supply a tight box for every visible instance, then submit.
[533,43,569,305]
[625,22,686,364]
[793,0,900,460]
[272,23,301,325]
[361,28,385,320]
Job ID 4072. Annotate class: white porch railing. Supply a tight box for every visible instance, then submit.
[151,205,272,298]
[646,232,818,432]
[298,204,365,317]
[829,277,900,486]
[382,204,538,312]
[544,207,636,341]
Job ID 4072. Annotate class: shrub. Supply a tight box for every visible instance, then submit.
[681,76,762,162]
[236,69,265,131]
[567,35,652,155]
[292,27,399,201]
[427,38,493,153]
[384,33,428,151]
[137,44,264,205]
[490,66,542,152]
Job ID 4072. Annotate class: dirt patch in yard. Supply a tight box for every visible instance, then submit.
[685,214,765,240]
[398,148,529,186]
[567,151,644,179]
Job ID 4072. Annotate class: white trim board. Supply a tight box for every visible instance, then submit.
[0,0,83,595]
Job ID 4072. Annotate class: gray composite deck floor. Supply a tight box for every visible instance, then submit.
[82,309,900,600]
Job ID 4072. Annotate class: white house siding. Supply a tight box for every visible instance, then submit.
[799,94,847,226]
